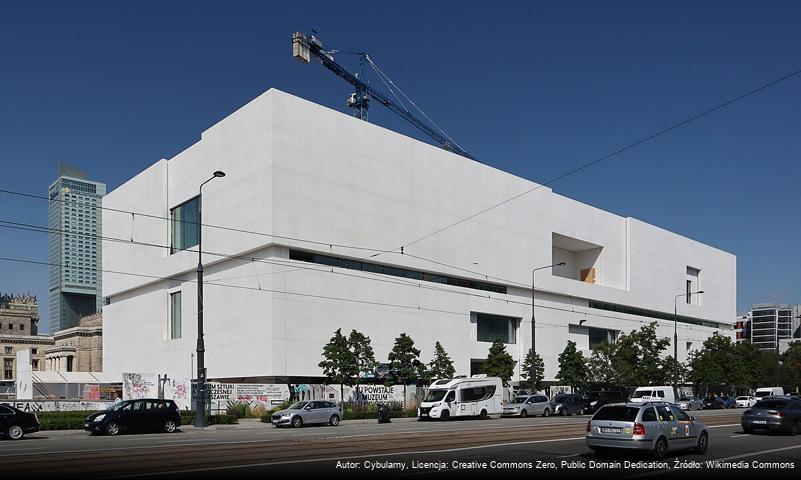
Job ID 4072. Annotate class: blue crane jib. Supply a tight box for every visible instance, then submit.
[291,32,474,161]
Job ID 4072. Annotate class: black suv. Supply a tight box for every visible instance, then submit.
[585,391,627,415]
[85,399,181,435]
[0,404,40,440]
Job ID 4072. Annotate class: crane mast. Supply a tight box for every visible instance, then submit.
[292,32,474,160]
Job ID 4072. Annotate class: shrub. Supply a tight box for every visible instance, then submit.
[226,402,253,419]
[179,411,238,425]
[37,410,96,430]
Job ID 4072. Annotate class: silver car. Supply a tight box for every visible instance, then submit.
[271,401,342,428]
[586,402,709,459]
[677,396,703,411]
[502,395,551,418]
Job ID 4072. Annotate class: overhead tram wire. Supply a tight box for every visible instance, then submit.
[0,223,724,334]
[381,65,801,254]
[0,253,716,334]
[0,187,529,287]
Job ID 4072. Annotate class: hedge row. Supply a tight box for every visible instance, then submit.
[30,410,237,430]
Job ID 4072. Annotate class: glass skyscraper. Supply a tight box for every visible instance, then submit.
[48,162,106,333]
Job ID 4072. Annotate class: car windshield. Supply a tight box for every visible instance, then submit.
[289,402,308,410]
[423,390,448,402]
[755,391,772,397]
[106,402,129,411]
[754,400,788,410]
[736,397,749,401]
[552,395,568,403]
[631,390,652,398]
[593,406,640,421]
[509,396,529,404]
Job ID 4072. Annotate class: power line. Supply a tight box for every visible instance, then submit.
[0,187,520,285]
[389,66,801,252]
[0,231,721,334]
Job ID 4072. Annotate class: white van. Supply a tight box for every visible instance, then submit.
[629,386,676,404]
[754,387,784,398]
[418,376,502,420]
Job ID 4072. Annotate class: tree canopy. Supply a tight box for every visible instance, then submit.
[483,338,516,385]
[428,341,456,380]
[556,340,587,387]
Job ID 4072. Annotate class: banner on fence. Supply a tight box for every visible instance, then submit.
[206,383,291,411]
[0,400,112,412]
[122,373,191,410]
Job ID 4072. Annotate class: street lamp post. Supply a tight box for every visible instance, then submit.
[530,262,566,393]
[674,290,704,401]
[194,170,225,428]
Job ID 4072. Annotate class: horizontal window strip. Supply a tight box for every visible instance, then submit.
[588,300,728,330]
[288,249,507,294]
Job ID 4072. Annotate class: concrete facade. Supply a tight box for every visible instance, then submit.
[45,312,103,373]
[0,295,50,381]
[102,89,737,384]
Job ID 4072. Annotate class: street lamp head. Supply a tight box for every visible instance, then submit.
[558,262,566,266]
[213,170,226,178]
[697,290,704,294]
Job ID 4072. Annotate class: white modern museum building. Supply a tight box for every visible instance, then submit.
[102,88,736,384]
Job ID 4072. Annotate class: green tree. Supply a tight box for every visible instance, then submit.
[483,338,516,385]
[348,329,378,379]
[586,341,619,385]
[318,328,357,404]
[428,341,456,380]
[733,341,771,389]
[388,333,424,405]
[688,332,739,392]
[612,322,671,386]
[556,340,587,388]
[779,341,801,390]
[520,350,545,392]
[662,356,688,385]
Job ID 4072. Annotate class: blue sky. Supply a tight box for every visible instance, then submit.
[1,1,799,332]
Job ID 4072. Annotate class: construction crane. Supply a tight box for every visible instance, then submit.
[292,32,474,160]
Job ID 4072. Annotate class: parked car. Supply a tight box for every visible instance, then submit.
[741,397,801,435]
[677,396,704,411]
[735,396,757,408]
[551,394,588,416]
[629,386,676,404]
[754,387,784,399]
[502,395,551,418]
[586,402,709,460]
[702,396,734,409]
[84,399,181,436]
[0,404,40,440]
[585,391,627,415]
[271,401,342,428]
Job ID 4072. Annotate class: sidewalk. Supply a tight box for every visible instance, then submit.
[37,415,420,436]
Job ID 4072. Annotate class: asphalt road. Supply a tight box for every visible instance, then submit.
[1,410,797,479]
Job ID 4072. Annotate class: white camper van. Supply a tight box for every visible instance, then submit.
[629,386,676,404]
[418,376,503,420]
[754,387,784,398]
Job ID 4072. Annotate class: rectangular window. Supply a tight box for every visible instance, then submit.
[170,197,199,253]
[588,327,617,350]
[170,291,182,339]
[32,359,39,370]
[4,346,12,354]
[476,313,517,344]
[686,280,692,304]
[3,359,12,379]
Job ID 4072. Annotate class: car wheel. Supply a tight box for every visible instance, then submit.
[788,422,799,436]
[291,416,303,428]
[105,422,120,436]
[6,424,24,440]
[520,409,528,418]
[560,408,566,416]
[543,409,550,417]
[329,415,340,426]
[742,425,753,434]
[653,437,668,460]
[695,432,708,454]
[163,420,177,433]
[440,410,450,421]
